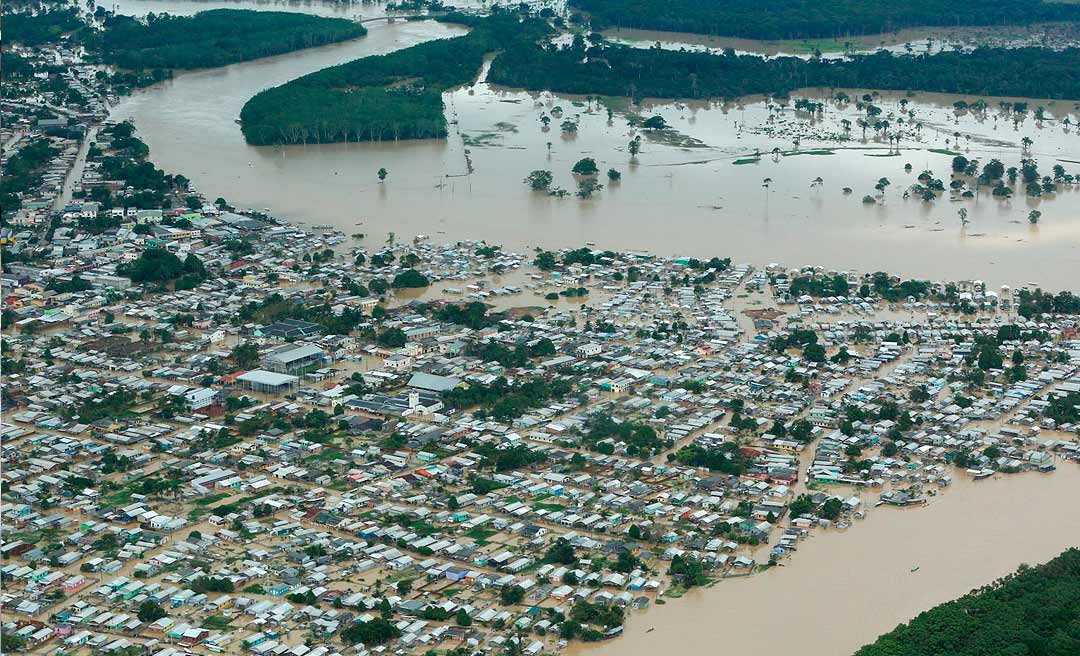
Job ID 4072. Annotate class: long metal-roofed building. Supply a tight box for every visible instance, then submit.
[262,343,326,374]
[237,370,299,394]
[259,318,323,340]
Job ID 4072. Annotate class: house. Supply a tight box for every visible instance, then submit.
[185,388,218,411]
[577,343,602,358]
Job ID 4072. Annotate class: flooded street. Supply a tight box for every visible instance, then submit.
[572,465,1080,656]
[110,3,1080,290]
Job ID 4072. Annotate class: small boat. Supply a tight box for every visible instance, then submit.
[910,566,920,572]
[646,628,655,634]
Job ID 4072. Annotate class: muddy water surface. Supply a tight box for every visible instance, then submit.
[110,4,1080,289]
[572,465,1080,656]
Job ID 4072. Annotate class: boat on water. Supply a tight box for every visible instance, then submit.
[966,468,995,479]
[911,566,920,572]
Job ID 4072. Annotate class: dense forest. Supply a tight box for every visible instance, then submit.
[3,7,85,45]
[0,138,60,214]
[855,548,1080,656]
[488,40,1080,101]
[239,12,552,145]
[240,12,1080,146]
[569,0,1080,40]
[91,10,366,70]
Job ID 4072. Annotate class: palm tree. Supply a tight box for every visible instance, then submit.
[386,232,395,247]
[958,208,968,226]
[1021,136,1033,152]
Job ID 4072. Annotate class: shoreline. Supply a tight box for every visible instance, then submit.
[570,465,1080,656]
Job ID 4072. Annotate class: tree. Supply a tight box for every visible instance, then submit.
[820,498,843,520]
[138,600,167,623]
[524,169,553,191]
[1028,209,1041,224]
[455,608,472,626]
[572,157,599,175]
[607,168,621,181]
[576,178,603,198]
[500,585,526,606]
[391,269,429,288]
[803,342,826,362]
[377,167,388,182]
[340,617,400,646]
[628,138,641,159]
[642,115,667,129]
[231,342,260,369]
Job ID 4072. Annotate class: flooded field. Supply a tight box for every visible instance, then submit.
[572,465,1080,656]
[110,3,1080,290]
[603,21,1080,58]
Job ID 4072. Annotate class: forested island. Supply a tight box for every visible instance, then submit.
[488,39,1080,102]
[239,12,550,145]
[239,11,1079,146]
[91,10,367,70]
[569,0,1080,40]
[490,37,1080,100]
[855,548,1080,656]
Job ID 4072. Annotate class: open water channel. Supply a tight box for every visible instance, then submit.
[109,1,1080,289]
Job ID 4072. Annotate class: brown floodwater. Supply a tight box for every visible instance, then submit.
[571,465,1080,656]
[109,6,1080,290]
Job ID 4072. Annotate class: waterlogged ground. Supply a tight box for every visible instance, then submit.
[110,3,1080,289]
[601,21,1080,58]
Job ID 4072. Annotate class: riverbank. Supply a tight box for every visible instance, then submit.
[571,464,1080,656]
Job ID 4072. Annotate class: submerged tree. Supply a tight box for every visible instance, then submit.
[524,169,554,191]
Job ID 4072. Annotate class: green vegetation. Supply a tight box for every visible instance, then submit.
[856,548,1080,656]
[670,441,752,473]
[569,0,1080,40]
[490,40,1080,102]
[787,274,850,298]
[391,269,429,288]
[3,7,85,46]
[90,122,190,210]
[240,11,552,145]
[65,390,136,424]
[137,600,166,623]
[474,443,548,472]
[92,10,365,70]
[1,138,60,214]
[118,248,209,289]
[426,301,499,329]
[1017,288,1080,318]
[582,413,669,457]
[340,618,401,646]
[445,376,573,421]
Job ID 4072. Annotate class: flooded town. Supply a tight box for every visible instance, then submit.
[3,1,1080,656]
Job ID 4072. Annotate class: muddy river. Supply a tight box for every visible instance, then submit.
[109,2,1080,290]
[573,465,1080,656]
